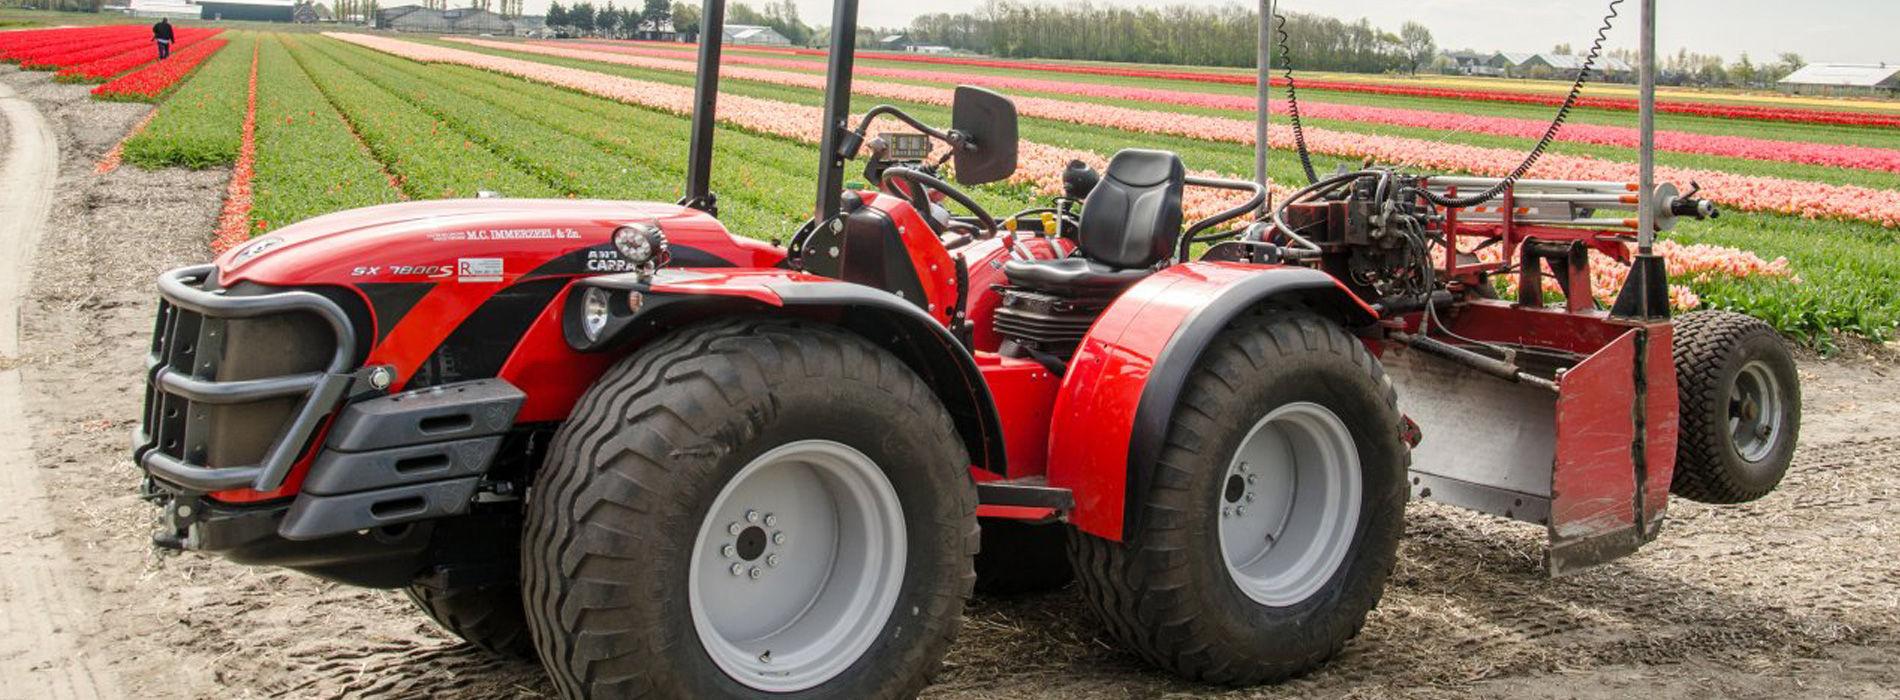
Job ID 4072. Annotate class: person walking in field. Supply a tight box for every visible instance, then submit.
[152,18,174,60]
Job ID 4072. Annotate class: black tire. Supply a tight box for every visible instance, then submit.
[1068,310,1408,685]
[973,519,1073,595]
[522,318,978,700]
[404,584,536,659]
[1671,310,1801,504]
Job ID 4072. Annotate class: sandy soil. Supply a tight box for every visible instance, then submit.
[4,67,1899,700]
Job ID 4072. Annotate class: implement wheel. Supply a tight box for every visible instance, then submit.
[1671,310,1801,503]
[522,319,978,699]
[1069,310,1407,685]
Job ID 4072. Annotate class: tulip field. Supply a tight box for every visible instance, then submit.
[100,29,1900,346]
[0,25,227,101]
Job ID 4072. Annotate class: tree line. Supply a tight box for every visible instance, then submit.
[892,2,1436,73]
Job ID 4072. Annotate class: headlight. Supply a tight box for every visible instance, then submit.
[581,286,612,342]
[613,222,668,268]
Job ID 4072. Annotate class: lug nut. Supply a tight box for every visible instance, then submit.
[766,554,779,567]
[721,545,735,558]
[772,532,786,545]
[728,522,742,536]
[763,514,778,527]
[1247,473,1257,484]
[746,510,760,523]
[748,567,762,580]
[1236,506,1247,517]
[729,563,744,576]
[1245,493,1255,503]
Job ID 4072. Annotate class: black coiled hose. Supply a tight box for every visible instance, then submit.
[1274,13,1319,185]
[1410,0,1624,208]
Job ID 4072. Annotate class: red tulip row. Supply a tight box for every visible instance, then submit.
[93,39,230,102]
[605,39,1900,129]
[1,25,149,64]
[55,29,223,82]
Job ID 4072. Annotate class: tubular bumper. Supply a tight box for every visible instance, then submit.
[134,264,359,495]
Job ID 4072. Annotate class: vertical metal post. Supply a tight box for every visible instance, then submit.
[1254,0,1272,189]
[680,0,725,214]
[813,0,860,223]
[1636,0,1656,254]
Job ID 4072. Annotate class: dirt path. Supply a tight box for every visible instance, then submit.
[0,74,125,700]
[5,69,1900,700]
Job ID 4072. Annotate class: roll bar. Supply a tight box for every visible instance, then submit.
[678,0,863,226]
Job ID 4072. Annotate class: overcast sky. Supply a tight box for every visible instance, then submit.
[527,0,1894,65]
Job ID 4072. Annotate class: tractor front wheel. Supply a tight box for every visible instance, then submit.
[1070,310,1408,685]
[1671,310,1801,503]
[522,319,978,699]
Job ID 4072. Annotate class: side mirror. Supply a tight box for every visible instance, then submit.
[950,86,1018,186]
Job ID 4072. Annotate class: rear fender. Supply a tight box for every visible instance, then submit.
[1048,262,1376,541]
[569,269,1010,475]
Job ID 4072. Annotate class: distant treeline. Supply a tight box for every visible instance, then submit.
[890,2,1437,73]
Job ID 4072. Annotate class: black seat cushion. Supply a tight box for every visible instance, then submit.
[1002,149,1186,299]
[1001,257,1153,297]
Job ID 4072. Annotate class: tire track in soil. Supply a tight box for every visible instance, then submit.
[263,436,1900,699]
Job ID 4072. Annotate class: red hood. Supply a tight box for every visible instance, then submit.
[218,198,782,287]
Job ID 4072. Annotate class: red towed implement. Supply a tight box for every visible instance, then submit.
[132,1,1799,698]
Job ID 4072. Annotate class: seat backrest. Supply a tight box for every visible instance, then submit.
[1078,149,1186,270]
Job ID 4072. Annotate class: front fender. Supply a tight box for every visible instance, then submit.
[1047,262,1376,540]
[568,269,1010,476]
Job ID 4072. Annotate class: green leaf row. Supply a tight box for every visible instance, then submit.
[249,34,405,230]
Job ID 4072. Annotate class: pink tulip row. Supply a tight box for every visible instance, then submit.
[1485,239,1794,311]
[335,34,1798,309]
[336,34,1265,220]
[557,41,1900,176]
[476,39,1900,228]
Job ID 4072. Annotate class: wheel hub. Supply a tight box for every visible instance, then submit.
[687,441,906,693]
[1728,360,1783,463]
[1216,403,1362,607]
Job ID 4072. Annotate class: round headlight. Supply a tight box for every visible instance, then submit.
[613,222,666,265]
[581,286,612,342]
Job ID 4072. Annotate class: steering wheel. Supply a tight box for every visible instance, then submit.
[879,167,998,238]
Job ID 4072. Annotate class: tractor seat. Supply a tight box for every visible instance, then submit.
[1003,149,1185,298]
[1001,258,1154,296]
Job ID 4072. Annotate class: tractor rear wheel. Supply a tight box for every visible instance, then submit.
[404,584,535,659]
[1671,310,1801,503]
[1069,310,1407,685]
[521,319,978,700]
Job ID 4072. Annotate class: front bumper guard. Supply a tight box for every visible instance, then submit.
[135,264,360,494]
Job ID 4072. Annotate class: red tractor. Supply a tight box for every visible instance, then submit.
[134,0,1799,697]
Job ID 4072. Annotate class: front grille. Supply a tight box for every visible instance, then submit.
[134,265,359,495]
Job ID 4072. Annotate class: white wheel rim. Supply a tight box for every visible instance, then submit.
[688,440,906,693]
[1729,360,1784,463]
[1217,402,1362,607]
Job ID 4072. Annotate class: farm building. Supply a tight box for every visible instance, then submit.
[877,34,911,51]
[1488,52,1632,79]
[440,7,511,35]
[1779,63,1900,96]
[723,23,790,46]
[1444,50,1503,76]
[126,0,202,20]
[377,5,450,32]
[376,4,537,35]
[198,0,295,22]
